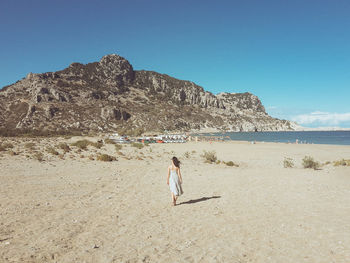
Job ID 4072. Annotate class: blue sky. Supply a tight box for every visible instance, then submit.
[1,0,349,127]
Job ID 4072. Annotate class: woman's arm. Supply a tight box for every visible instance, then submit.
[177,168,183,184]
[167,166,170,185]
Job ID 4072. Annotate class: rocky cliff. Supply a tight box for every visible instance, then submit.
[0,54,296,134]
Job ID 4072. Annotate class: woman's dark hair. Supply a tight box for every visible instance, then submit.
[172,156,180,168]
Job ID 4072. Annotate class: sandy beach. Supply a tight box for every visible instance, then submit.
[0,137,350,262]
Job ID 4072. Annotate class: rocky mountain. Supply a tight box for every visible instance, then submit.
[0,54,296,135]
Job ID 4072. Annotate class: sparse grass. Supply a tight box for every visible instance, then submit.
[71,140,91,150]
[90,141,103,149]
[334,159,350,166]
[302,156,320,170]
[97,154,116,162]
[70,140,103,150]
[201,150,217,164]
[283,157,294,168]
[324,161,331,165]
[115,144,123,151]
[1,142,14,149]
[24,142,36,150]
[58,142,70,153]
[46,147,59,155]
[104,138,116,144]
[131,142,144,149]
[184,151,190,158]
[225,161,239,167]
[34,152,44,161]
[216,160,221,164]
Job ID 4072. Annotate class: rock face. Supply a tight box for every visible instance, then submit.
[0,54,296,133]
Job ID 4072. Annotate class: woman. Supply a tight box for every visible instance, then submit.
[167,156,184,206]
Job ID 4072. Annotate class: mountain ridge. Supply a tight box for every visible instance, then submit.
[0,54,297,135]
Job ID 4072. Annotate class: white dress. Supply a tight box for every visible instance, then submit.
[169,168,183,196]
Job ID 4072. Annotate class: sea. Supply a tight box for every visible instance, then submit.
[194,131,350,146]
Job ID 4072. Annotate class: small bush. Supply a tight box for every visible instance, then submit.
[90,141,103,149]
[2,142,14,149]
[24,142,36,150]
[283,157,294,168]
[131,142,144,149]
[334,159,350,166]
[34,152,44,161]
[201,150,217,164]
[115,144,123,151]
[97,154,116,162]
[46,147,59,155]
[71,140,91,150]
[302,156,320,170]
[225,161,239,167]
[58,142,71,153]
[104,138,116,144]
[184,151,190,158]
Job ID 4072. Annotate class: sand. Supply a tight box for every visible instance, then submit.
[0,137,350,262]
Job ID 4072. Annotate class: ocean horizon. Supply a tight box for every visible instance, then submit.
[193,131,350,146]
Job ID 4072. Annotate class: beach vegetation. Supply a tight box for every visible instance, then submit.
[71,139,102,150]
[97,154,116,162]
[1,142,14,149]
[24,142,36,150]
[283,157,294,168]
[90,141,103,149]
[202,150,217,164]
[131,142,144,149]
[46,146,59,155]
[115,144,123,151]
[333,159,350,166]
[104,138,116,144]
[34,152,44,161]
[184,151,190,158]
[58,142,71,153]
[71,139,91,150]
[225,161,239,167]
[302,156,320,170]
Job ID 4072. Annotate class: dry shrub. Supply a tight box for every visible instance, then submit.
[91,141,103,149]
[131,142,144,149]
[1,142,14,150]
[0,145,5,151]
[115,144,123,151]
[88,155,94,160]
[225,161,239,167]
[97,154,116,162]
[46,147,59,155]
[104,138,116,144]
[71,140,91,150]
[283,157,294,168]
[184,151,190,158]
[25,142,36,150]
[34,152,44,161]
[302,156,320,170]
[58,142,70,153]
[201,150,217,164]
[334,159,350,166]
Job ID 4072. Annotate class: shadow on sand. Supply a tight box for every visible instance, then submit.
[177,196,221,205]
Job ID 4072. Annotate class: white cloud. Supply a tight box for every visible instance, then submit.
[292,111,350,126]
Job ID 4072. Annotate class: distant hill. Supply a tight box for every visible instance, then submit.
[0,54,296,135]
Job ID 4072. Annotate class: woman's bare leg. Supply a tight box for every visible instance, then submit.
[171,193,176,206]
